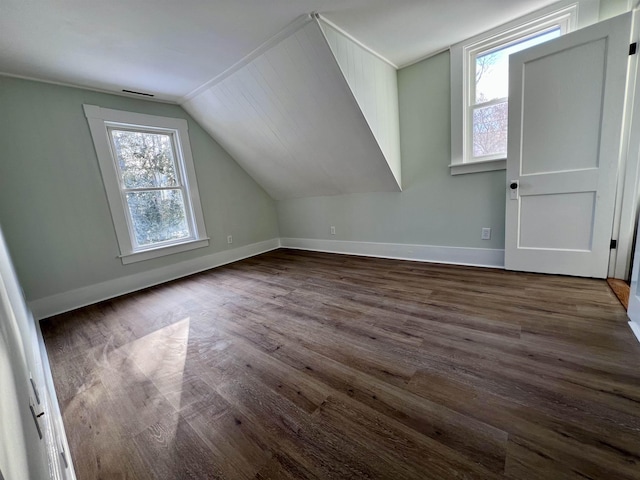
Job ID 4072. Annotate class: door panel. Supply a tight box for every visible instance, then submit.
[520,39,605,175]
[505,13,632,278]
[519,192,595,250]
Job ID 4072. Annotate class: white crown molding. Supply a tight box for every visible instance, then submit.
[315,13,398,69]
[0,72,178,104]
[180,14,314,103]
[29,238,280,320]
[280,238,505,268]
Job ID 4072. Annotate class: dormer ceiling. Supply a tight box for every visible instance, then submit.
[0,0,564,103]
[182,17,402,199]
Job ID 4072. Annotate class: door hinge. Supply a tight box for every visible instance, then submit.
[29,398,43,440]
[610,239,617,249]
[630,43,637,56]
[29,376,40,404]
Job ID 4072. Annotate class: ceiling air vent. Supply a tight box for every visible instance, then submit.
[122,89,154,97]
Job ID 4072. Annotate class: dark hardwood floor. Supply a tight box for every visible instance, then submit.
[40,249,640,479]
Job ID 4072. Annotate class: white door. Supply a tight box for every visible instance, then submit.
[505,13,632,278]
[627,211,640,340]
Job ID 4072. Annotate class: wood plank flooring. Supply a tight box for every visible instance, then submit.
[40,249,640,479]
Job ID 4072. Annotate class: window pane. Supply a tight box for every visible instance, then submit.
[126,190,190,246]
[475,27,561,104]
[110,130,179,188]
[472,102,508,158]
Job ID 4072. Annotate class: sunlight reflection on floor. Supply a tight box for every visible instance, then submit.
[126,318,191,403]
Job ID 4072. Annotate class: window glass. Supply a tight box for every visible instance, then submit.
[474,27,561,104]
[108,127,194,249]
[472,101,508,157]
[110,129,179,189]
[125,190,190,246]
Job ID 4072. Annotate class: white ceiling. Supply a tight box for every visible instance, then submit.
[0,0,561,103]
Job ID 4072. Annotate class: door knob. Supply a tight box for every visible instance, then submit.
[509,180,519,200]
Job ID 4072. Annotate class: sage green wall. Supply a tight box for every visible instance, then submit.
[0,76,279,301]
[276,51,507,249]
[599,0,631,20]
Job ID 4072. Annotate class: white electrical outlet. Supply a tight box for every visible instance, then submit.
[481,228,491,240]
[330,226,336,235]
[227,235,233,244]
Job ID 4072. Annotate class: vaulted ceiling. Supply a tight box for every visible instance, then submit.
[0,0,563,103]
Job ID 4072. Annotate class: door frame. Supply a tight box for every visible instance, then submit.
[610,8,640,279]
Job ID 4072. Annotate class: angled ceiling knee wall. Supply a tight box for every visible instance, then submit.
[182,15,402,200]
[318,18,402,190]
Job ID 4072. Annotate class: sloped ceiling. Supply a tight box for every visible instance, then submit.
[183,18,401,200]
[0,0,570,102]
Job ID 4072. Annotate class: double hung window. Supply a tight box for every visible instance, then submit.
[85,106,209,264]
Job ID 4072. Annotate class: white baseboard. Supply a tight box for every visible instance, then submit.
[30,237,505,320]
[629,321,640,344]
[279,237,505,269]
[30,238,280,320]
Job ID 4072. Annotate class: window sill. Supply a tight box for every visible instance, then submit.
[449,158,506,175]
[119,238,210,265]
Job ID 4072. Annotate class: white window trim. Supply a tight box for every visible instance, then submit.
[84,105,209,264]
[449,0,600,175]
